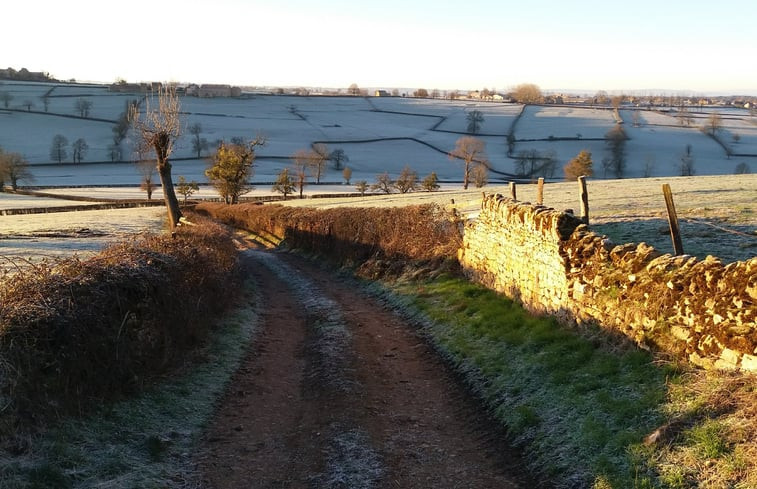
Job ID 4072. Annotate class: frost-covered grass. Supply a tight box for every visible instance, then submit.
[1,82,755,186]
[0,275,260,489]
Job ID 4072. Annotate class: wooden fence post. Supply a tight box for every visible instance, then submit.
[578,176,589,224]
[509,181,517,200]
[662,183,684,255]
[537,177,544,205]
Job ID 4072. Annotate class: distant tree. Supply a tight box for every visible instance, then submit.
[413,88,429,98]
[514,149,541,177]
[734,162,751,174]
[310,143,329,183]
[677,106,694,127]
[704,111,722,135]
[107,143,122,162]
[355,180,369,196]
[22,100,33,111]
[176,175,200,203]
[0,91,12,108]
[611,94,625,109]
[421,172,440,192]
[206,137,265,204]
[593,90,609,105]
[40,94,50,112]
[272,168,296,199]
[138,161,156,200]
[643,154,656,177]
[449,136,488,189]
[472,164,488,188]
[329,148,349,170]
[732,133,741,143]
[631,110,643,127]
[466,110,485,134]
[678,145,695,176]
[563,150,593,180]
[348,83,361,96]
[189,123,209,158]
[0,151,34,190]
[72,138,89,163]
[605,124,627,178]
[342,166,352,184]
[447,90,459,100]
[394,165,418,193]
[74,98,93,117]
[510,83,543,104]
[50,134,69,163]
[431,88,440,98]
[129,85,184,228]
[292,149,311,198]
[371,172,394,194]
[391,88,400,97]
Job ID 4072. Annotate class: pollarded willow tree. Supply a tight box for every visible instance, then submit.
[129,85,183,228]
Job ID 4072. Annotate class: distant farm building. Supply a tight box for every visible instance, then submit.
[196,84,242,98]
[374,90,391,97]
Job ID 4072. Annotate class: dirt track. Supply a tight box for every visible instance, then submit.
[194,249,527,488]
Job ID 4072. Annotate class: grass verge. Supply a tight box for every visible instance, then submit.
[368,272,756,489]
[0,272,260,488]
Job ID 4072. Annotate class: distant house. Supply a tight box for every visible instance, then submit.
[197,84,241,98]
[374,90,391,97]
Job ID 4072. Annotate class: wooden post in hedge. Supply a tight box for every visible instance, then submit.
[509,181,517,200]
[578,176,589,224]
[662,183,684,255]
[537,177,544,205]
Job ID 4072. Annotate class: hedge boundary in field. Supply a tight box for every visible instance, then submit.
[0,218,241,431]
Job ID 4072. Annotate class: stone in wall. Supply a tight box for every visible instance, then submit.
[460,193,757,373]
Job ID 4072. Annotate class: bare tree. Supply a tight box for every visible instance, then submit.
[371,172,394,194]
[605,125,627,178]
[189,123,208,158]
[310,143,329,183]
[705,111,722,135]
[72,138,89,163]
[329,148,349,170]
[74,98,93,117]
[678,145,695,176]
[0,92,12,108]
[50,134,69,163]
[292,150,311,198]
[421,172,440,192]
[176,175,200,203]
[129,85,183,228]
[138,161,156,200]
[472,164,488,188]
[348,83,361,96]
[413,88,429,98]
[466,110,484,134]
[0,151,35,190]
[22,100,33,111]
[394,165,418,193]
[355,180,369,196]
[40,93,50,112]
[449,136,488,189]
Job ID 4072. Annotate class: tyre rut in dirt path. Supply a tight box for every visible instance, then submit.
[195,250,525,488]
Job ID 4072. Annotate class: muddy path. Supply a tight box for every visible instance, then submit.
[194,250,528,488]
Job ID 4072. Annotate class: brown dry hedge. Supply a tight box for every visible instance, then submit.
[194,202,462,269]
[0,218,240,430]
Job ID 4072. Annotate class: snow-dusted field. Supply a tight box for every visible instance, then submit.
[2,81,756,188]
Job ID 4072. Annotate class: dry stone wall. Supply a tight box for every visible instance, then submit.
[459,194,757,372]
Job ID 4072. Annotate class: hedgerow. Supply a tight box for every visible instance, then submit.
[0,217,240,432]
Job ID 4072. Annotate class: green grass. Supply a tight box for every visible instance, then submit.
[0,279,260,489]
[372,272,755,489]
[382,275,670,488]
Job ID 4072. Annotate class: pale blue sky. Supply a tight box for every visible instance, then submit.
[3,0,756,94]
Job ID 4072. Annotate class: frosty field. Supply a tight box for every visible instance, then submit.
[1,81,756,188]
